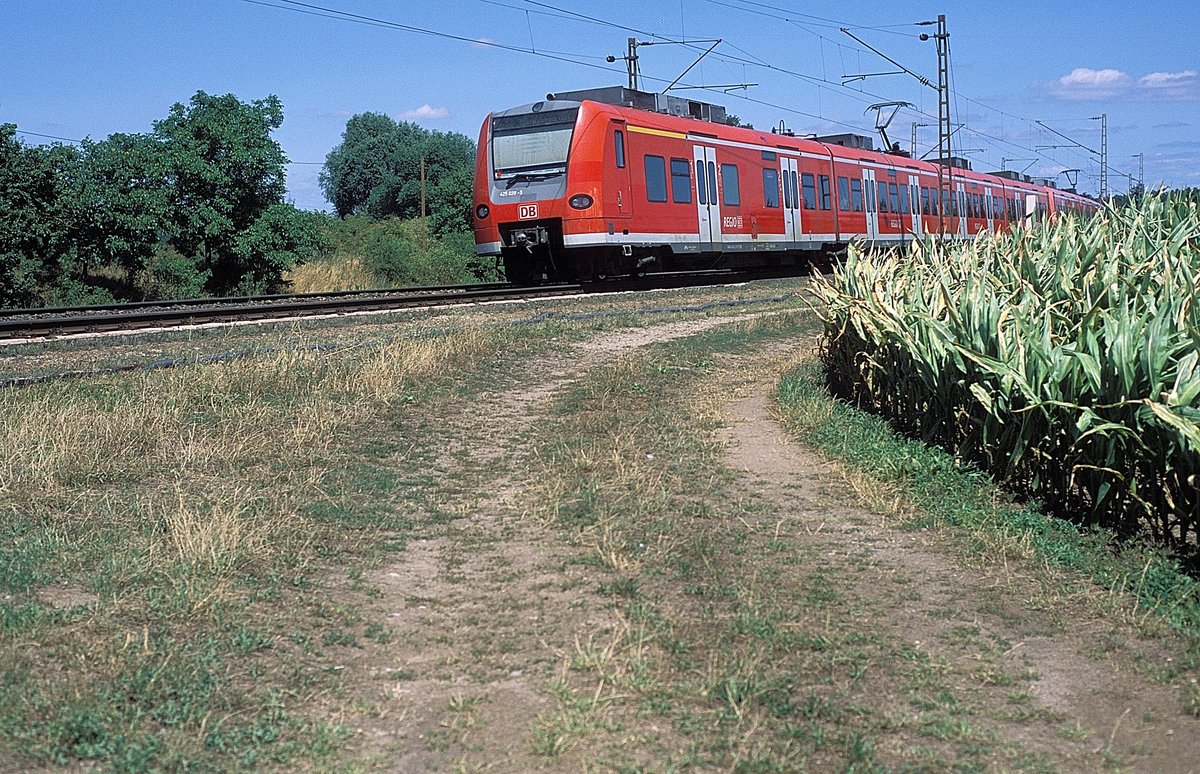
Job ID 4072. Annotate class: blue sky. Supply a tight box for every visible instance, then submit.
[4,1,1197,211]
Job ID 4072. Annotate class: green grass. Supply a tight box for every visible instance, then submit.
[0,284,811,771]
[521,311,1074,771]
[776,360,1200,634]
[4,277,1195,770]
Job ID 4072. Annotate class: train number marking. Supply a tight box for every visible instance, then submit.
[518,203,539,220]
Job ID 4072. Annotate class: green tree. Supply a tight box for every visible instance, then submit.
[320,114,476,233]
[71,132,168,283]
[232,204,326,294]
[153,91,291,293]
[0,125,79,307]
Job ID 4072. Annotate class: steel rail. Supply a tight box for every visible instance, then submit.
[0,282,516,319]
[0,268,809,341]
[0,284,582,340]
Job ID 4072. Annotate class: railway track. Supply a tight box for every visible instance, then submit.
[2,268,816,340]
[0,282,580,341]
[0,269,805,342]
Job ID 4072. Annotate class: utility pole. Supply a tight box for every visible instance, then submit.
[1093,113,1108,199]
[624,38,641,90]
[1132,152,1144,191]
[842,16,952,235]
[934,15,951,236]
[911,121,935,157]
[420,155,427,256]
[918,15,951,235]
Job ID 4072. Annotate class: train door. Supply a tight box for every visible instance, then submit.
[956,183,968,238]
[909,181,922,238]
[780,156,801,245]
[605,123,632,220]
[693,145,721,252]
[862,168,879,241]
[1024,192,1037,229]
[984,187,995,232]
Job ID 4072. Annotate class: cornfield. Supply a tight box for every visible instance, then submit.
[812,194,1200,566]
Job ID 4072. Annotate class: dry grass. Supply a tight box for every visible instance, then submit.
[284,255,376,292]
[0,333,487,495]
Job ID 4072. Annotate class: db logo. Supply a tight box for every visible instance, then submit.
[518,203,539,220]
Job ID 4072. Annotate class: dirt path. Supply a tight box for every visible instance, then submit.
[330,318,1199,771]
[338,316,764,770]
[720,382,1200,772]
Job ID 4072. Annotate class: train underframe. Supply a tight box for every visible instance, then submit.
[498,218,839,284]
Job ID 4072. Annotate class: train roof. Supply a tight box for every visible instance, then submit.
[490,88,1096,206]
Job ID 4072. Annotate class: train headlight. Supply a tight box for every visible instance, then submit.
[475,204,490,219]
[568,194,594,210]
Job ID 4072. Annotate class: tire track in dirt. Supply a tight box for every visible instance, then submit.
[719,382,1200,772]
[344,315,768,771]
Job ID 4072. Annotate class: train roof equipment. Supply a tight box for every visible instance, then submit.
[542,86,727,124]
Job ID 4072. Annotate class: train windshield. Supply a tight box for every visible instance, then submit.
[491,107,578,177]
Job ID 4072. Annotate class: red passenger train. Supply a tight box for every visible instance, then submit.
[472,86,1097,284]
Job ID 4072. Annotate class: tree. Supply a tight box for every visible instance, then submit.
[1,92,318,307]
[0,125,78,306]
[71,132,169,282]
[233,204,326,294]
[320,114,476,232]
[153,91,291,293]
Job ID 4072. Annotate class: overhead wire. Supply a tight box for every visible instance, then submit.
[502,0,1097,177]
[701,0,1133,183]
[244,0,1126,189]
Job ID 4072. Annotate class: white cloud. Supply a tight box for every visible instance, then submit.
[398,104,450,121]
[1047,67,1200,101]
[1137,70,1200,100]
[1049,67,1133,100]
[1139,69,1198,87]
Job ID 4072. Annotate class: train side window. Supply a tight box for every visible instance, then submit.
[877,181,889,213]
[888,182,901,214]
[614,130,626,168]
[721,163,741,206]
[921,187,930,215]
[644,155,667,202]
[850,178,863,212]
[898,183,909,214]
[819,175,832,210]
[670,158,691,204]
[801,173,816,209]
[837,177,850,210]
[763,168,780,208]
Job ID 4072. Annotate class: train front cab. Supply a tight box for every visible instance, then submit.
[473,99,585,284]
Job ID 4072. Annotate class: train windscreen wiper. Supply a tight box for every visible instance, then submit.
[504,171,564,189]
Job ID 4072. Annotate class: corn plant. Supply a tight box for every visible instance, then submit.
[812,193,1200,565]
